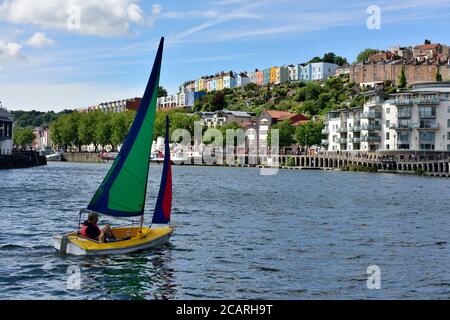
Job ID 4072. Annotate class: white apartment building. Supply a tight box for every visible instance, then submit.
[323,82,450,153]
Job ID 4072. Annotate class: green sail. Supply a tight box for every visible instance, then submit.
[87,38,164,217]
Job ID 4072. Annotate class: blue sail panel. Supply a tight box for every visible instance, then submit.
[152,115,172,224]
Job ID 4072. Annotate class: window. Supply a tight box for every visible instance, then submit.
[386,144,390,150]
[386,120,390,128]
[448,105,450,113]
[386,132,390,140]
[386,108,390,114]
[448,132,450,140]
[448,119,450,128]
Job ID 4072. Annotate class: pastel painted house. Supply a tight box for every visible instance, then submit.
[216,77,224,91]
[299,62,339,81]
[223,72,237,89]
[198,78,206,91]
[210,78,217,91]
[270,67,278,84]
[263,68,271,85]
[236,73,250,88]
[256,71,264,85]
[248,71,257,84]
[288,64,298,81]
[275,66,289,84]
[205,78,212,92]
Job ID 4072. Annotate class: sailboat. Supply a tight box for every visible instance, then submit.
[53,38,174,255]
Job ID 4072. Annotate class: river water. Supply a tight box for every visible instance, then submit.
[0,162,449,299]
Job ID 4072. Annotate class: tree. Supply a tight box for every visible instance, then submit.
[308,56,322,64]
[424,39,431,44]
[398,66,407,88]
[322,52,336,64]
[78,111,97,151]
[158,86,168,98]
[268,120,295,148]
[294,121,324,147]
[334,56,348,66]
[96,112,113,151]
[110,112,130,149]
[13,127,35,148]
[356,49,379,63]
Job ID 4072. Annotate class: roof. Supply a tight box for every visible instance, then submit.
[265,110,296,120]
[414,44,441,50]
[220,110,252,117]
[291,119,310,126]
[0,107,14,122]
[264,110,309,123]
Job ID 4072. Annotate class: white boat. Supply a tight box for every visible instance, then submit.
[46,151,63,161]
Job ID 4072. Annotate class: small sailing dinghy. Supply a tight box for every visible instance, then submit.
[53,38,174,255]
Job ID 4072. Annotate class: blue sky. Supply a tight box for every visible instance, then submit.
[0,0,449,111]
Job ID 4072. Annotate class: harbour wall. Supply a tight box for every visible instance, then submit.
[62,152,450,177]
[0,151,47,170]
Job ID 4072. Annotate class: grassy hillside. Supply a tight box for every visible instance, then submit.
[193,76,365,118]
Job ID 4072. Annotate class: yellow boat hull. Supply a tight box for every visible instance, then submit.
[53,226,173,256]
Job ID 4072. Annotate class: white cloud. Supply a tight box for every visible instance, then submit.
[0,0,161,37]
[24,32,55,48]
[0,39,24,60]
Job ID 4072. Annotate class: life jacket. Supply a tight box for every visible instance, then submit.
[80,221,101,240]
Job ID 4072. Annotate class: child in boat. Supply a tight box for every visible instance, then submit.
[80,212,116,243]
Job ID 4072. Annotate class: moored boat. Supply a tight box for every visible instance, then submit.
[53,38,174,256]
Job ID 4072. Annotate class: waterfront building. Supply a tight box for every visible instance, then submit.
[198,110,255,128]
[0,105,14,155]
[248,71,257,84]
[322,82,450,153]
[236,73,250,88]
[258,110,309,151]
[195,80,199,92]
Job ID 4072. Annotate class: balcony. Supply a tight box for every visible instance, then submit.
[321,139,329,145]
[321,128,330,135]
[337,127,348,133]
[338,138,348,144]
[351,137,361,143]
[389,123,412,130]
[348,126,361,132]
[361,111,382,119]
[360,136,381,143]
[415,97,439,105]
[361,124,381,131]
[388,98,414,106]
[419,111,436,118]
[397,109,411,118]
[412,121,439,130]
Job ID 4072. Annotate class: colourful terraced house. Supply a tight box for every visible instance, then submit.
[223,73,236,89]
[256,71,264,85]
[263,69,271,85]
[198,78,205,91]
[270,67,279,84]
[216,77,224,91]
